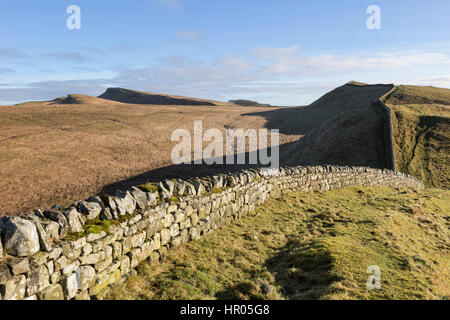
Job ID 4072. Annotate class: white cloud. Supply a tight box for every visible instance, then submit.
[2,46,450,105]
[0,68,15,74]
[415,74,450,87]
[47,52,92,63]
[254,46,300,60]
[252,47,449,76]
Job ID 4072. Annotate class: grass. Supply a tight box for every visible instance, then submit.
[385,85,450,106]
[347,81,369,86]
[385,85,450,189]
[108,186,450,300]
[0,96,282,217]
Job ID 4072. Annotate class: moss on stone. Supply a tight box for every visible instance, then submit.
[65,232,85,241]
[168,196,179,203]
[84,218,117,234]
[212,188,223,194]
[117,210,139,223]
[138,183,159,194]
[67,217,119,240]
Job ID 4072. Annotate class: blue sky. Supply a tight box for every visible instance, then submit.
[1,0,450,105]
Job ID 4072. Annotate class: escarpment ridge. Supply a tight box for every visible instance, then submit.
[98,88,218,106]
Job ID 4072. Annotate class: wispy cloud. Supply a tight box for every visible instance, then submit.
[254,47,450,76]
[2,47,450,105]
[0,79,106,104]
[0,48,28,59]
[418,74,450,87]
[0,68,15,74]
[46,52,92,63]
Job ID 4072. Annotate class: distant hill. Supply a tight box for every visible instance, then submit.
[347,80,369,86]
[98,88,217,106]
[229,99,272,107]
[268,82,449,189]
[276,83,395,169]
[51,94,119,105]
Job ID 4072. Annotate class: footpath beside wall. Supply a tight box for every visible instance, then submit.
[0,165,423,300]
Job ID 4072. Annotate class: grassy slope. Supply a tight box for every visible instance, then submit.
[279,83,393,168]
[385,85,450,189]
[108,187,449,300]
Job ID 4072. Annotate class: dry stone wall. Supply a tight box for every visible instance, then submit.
[0,165,423,300]
[377,86,398,171]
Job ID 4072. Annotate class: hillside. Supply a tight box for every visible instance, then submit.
[383,85,450,189]
[244,82,449,189]
[52,94,123,105]
[109,186,450,300]
[98,88,219,106]
[229,99,272,107]
[1,82,448,216]
[258,83,395,169]
[0,97,291,217]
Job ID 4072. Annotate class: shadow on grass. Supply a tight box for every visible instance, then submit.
[216,281,264,300]
[99,149,284,195]
[99,134,388,196]
[98,86,395,195]
[264,238,342,300]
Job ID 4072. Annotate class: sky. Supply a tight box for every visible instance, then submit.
[0,0,450,105]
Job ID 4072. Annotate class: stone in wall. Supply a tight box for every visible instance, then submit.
[28,216,52,252]
[0,217,40,257]
[78,201,102,221]
[42,209,68,236]
[1,274,27,300]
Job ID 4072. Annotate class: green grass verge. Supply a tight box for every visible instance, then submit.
[108,187,449,300]
[389,100,449,189]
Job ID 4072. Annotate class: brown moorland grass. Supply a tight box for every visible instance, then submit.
[0,94,298,217]
[108,187,450,300]
[2,83,448,217]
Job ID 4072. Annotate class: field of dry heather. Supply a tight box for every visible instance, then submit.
[0,94,299,217]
